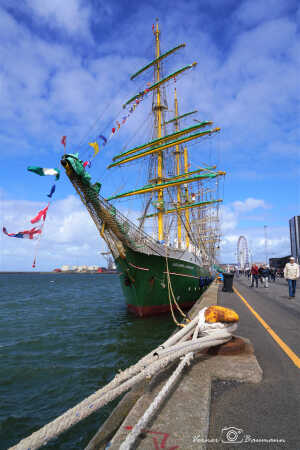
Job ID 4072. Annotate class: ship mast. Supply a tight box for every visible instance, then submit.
[107,21,224,257]
[154,21,164,241]
[174,87,182,248]
[183,145,190,249]
[61,22,225,276]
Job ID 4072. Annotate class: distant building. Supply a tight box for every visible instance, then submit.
[56,265,114,273]
[269,256,291,269]
[289,216,300,262]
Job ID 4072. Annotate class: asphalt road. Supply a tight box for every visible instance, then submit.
[207,276,300,449]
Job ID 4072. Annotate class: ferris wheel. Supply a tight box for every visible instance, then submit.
[237,236,249,269]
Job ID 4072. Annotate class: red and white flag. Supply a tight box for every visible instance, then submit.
[3,226,42,239]
[31,205,49,224]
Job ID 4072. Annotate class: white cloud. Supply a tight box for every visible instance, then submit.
[220,206,238,232]
[220,230,290,264]
[233,198,270,213]
[25,0,92,37]
[0,195,107,270]
[0,190,290,270]
[234,0,292,27]
[0,2,299,166]
[220,226,290,265]
[218,195,290,262]
[220,197,270,235]
[0,5,146,156]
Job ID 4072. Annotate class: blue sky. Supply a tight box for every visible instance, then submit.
[0,0,299,270]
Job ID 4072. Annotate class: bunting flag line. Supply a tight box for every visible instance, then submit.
[27,166,60,180]
[47,184,56,198]
[88,142,99,158]
[31,205,49,224]
[61,136,66,148]
[99,135,107,145]
[83,160,91,168]
[107,82,152,141]
[3,226,42,239]
[5,159,55,268]
[96,82,153,147]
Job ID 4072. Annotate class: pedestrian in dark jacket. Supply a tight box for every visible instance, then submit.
[260,265,269,288]
[258,265,264,285]
[270,268,276,282]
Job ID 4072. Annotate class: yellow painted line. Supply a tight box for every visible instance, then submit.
[233,286,300,369]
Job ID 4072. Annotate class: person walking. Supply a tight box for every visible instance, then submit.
[250,264,259,288]
[261,265,269,288]
[270,268,276,282]
[283,257,300,298]
[266,265,271,282]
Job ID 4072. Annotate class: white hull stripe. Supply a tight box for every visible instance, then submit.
[163,271,199,279]
[129,262,150,271]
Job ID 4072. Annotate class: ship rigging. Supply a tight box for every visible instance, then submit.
[61,21,224,316]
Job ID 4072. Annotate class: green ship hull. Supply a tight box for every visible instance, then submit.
[116,246,211,316]
[61,152,213,318]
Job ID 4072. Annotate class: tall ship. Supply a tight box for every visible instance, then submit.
[61,22,224,317]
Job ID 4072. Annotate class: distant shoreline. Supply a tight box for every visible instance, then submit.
[0,271,119,274]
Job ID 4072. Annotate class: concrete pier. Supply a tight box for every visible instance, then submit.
[86,281,262,449]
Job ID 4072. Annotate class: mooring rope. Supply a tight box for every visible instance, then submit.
[119,352,194,450]
[119,322,237,449]
[119,308,200,450]
[164,247,189,327]
[9,317,235,450]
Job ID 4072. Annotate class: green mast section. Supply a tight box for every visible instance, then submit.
[130,43,186,80]
[106,172,221,201]
[108,127,220,169]
[123,63,197,108]
[112,121,212,162]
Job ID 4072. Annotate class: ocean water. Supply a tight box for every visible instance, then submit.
[0,273,175,449]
